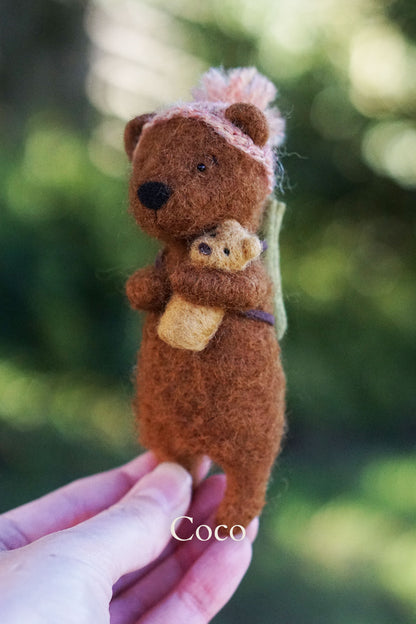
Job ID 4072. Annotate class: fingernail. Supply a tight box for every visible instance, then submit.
[194,455,212,485]
[136,462,192,511]
[246,517,259,542]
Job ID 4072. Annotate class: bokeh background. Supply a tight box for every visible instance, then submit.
[1,0,415,622]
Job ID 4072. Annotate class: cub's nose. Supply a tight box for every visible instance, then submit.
[137,182,172,211]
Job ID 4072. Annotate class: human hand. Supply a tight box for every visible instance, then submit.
[0,453,258,623]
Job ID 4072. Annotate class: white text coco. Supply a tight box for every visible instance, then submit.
[170,516,246,541]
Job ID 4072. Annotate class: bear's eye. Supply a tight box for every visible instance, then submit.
[223,248,230,256]
[196,163,206,172]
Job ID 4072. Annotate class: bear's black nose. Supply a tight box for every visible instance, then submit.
[137,182,172,211]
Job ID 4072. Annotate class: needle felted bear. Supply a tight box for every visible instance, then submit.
[125,67,286,527]
[157,219,263,351]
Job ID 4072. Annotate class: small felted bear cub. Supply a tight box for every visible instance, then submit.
[157,219,263,351]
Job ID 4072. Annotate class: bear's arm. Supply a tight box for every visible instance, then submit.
[126,265,171,312]
[170,259,271,310]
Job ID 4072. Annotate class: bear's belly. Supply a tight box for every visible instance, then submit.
[135,311,285,453]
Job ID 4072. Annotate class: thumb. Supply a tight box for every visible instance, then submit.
[39,462,192,583]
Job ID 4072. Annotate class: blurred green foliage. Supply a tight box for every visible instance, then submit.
[0,0,415,623]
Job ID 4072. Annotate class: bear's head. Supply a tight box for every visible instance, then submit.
[124,105,271,242]
[189,219,263,272]
[124,68,284,244]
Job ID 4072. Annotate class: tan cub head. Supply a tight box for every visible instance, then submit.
[189,219,263,272]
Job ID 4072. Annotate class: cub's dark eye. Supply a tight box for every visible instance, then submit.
[196,163,206,172]
[223,248,230,256]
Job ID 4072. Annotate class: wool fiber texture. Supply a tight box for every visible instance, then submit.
[158,220,262,351]
[125,68,286,527]
[158,295,224,352]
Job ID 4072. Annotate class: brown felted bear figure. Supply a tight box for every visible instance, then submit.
[157,219,263,351]
[124,67,286,528]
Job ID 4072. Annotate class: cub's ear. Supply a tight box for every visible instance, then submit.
[124,113,154,161]
[224,102,269,147]
[242,236,262,262]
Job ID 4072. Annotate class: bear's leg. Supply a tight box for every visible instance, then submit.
[214,454,276,528]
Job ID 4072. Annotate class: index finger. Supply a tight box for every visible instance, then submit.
[0,452,157,549]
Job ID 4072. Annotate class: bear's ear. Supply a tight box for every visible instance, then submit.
[224,103,269,147]
[242,236,262,263]
[124,113,154,161]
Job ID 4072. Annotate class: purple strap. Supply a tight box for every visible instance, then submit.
[241,309,275,326]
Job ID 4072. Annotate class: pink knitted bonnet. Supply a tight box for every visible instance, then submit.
[141,67,285,194]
